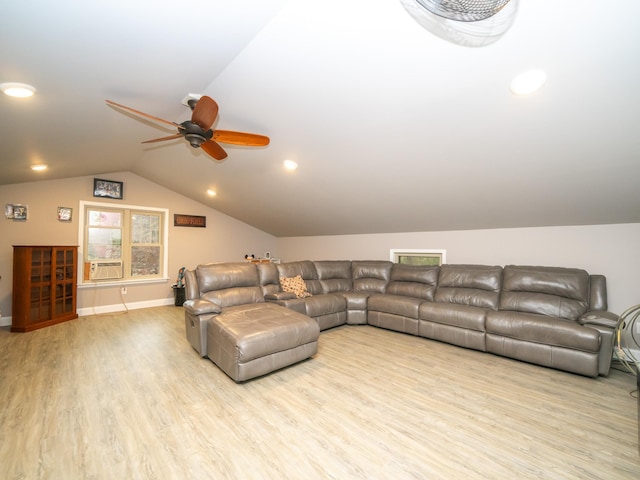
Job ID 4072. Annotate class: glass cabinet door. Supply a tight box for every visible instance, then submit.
[54,247,76,316]
[29,247,52,322]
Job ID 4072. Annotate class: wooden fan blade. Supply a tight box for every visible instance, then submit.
[213,130,270,146]
[105,100,180,128]
[141,134,183,144]
[201,140,228,160]
[191,96,218,130]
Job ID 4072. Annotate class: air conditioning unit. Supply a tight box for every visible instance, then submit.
[89,260,123,280]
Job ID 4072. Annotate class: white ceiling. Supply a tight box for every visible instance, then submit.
[1,0,639,237]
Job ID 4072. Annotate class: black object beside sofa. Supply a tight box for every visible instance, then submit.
[183,260,618,382]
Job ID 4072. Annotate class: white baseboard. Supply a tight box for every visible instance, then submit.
[0,297,176,328]
[77,297,175,316]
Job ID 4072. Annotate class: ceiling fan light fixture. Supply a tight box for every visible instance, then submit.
[511,69,547,95]
[1,82,36,98]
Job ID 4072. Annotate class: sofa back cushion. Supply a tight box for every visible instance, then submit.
[435,264,502,310]
[351,260,392,293]
[196,262,264,307]
[386,264,439,301]
[257,262,280,296]
[499,265,590,321]
[314,260,353,293]
[276,261,322,295]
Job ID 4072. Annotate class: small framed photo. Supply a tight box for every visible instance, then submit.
[57,206,73,222]
[12,204,28,220]
[93,178,123,200]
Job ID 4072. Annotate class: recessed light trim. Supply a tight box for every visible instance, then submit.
[510,69,547,95]
[31,164,48,171]
[283,159,298,171]
[1,82,36,98]
[206,189,217,197]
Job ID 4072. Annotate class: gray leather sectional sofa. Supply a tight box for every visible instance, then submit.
[183,260,618,381]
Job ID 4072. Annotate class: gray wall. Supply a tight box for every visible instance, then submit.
[278,223,640,315]
[0,172,277,321]
[2,172,637,324]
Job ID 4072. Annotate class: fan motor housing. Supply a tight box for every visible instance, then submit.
[180,121,213,148]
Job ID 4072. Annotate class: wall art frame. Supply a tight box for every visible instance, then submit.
[174,214,206,228]
[93,178,123,200]
[57,206,73,222]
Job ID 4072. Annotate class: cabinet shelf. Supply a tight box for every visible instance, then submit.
[12,245,78,332]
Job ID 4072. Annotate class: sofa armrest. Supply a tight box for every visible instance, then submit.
[183,298,222,316]
[265,291,297,301]
[579,310,619,329]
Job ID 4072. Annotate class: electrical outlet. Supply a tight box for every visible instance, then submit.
[121,287,127,295]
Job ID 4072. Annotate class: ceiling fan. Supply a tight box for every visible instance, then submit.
[105,96,269,161]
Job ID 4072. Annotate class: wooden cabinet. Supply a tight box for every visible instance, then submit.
[12,245,78,332]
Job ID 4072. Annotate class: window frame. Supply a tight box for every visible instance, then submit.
[390,248,446,266]
[78,200,169,287]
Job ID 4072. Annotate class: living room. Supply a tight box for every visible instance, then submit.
[1,1,639,478]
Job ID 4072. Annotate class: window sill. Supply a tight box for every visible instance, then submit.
[78,278,170,289]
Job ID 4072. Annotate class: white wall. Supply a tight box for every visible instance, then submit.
[278,223,640,315]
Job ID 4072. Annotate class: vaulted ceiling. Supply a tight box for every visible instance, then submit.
[2,0,639,237]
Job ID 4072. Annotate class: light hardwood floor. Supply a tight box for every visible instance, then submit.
[0,306,638,479]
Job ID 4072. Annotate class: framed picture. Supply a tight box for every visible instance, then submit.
[174,214,206,228]
[93,178,123,200]
[57,206,73,222]
[12,204,28,220]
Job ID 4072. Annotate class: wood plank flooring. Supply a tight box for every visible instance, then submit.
[0,306,638,479]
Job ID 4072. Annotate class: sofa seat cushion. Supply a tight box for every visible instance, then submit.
[419,302,488,332]
[486,311,600,352]
[368,294,423,319]
[341,291,370,309]
[208,303,320,364]
[303,293,347,318]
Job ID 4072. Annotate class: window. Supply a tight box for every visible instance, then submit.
[79,201,168,284]
[390,249,446,266]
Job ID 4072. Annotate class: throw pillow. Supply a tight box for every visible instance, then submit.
[280,275,312,298]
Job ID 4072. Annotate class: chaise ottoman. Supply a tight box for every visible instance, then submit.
[206,302,320,382]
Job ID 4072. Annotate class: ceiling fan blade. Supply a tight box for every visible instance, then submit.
[141,134,183,144]
[105,99,180,128]
[191,96,218,130]
[213,130,270,146]
[201,139,228,160]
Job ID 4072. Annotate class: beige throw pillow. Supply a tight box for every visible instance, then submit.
[280,275,312,298]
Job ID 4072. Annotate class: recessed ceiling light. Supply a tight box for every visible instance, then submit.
[31,164,48,171]
[510,69,547,95]
[1,82,36,98]
[206,189,217,197]
[283,159,298,171]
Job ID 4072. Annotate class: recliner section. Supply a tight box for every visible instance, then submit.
[184,260,618,379]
